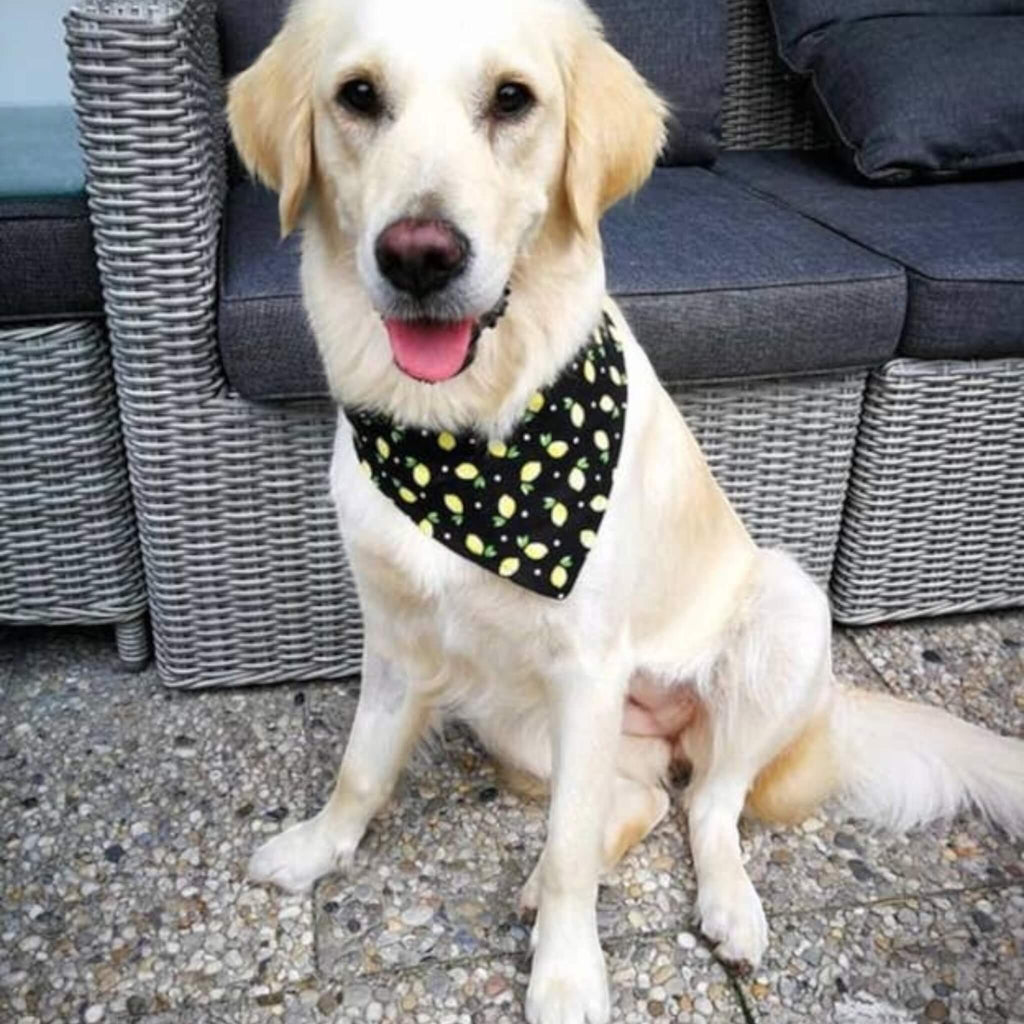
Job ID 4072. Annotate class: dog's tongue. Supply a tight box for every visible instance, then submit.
[385,318,474,382]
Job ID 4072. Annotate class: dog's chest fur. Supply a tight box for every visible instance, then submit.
[327,332,649,694]
[329,306,755,704]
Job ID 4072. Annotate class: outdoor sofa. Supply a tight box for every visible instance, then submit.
[63,0,1024,687]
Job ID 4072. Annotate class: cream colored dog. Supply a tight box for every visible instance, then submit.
[228,1,1024,1021]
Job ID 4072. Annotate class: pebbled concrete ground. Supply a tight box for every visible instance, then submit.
[0,612,1021,1023]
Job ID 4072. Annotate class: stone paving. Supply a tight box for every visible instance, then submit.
[1,613,1021,1024]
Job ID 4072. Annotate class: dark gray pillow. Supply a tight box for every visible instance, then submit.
[766,0,1024,181]
[769,0,1023,68]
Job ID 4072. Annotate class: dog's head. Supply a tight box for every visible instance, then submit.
[228,0,665,400]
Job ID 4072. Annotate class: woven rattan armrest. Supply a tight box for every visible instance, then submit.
[66,0,226,402]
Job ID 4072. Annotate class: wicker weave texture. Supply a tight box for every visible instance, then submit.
[67,0,363,688]
[673,373,865,585]
[722,0,824,150]
[125,397,362,688]
[832,359,1024,623]
[0,321,147,627]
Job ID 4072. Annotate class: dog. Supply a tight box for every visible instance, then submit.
[227,1,1024,1021]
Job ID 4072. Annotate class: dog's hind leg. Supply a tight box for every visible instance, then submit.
[683,730,772,969]
[248,646,429,892]
[682,550,833,969]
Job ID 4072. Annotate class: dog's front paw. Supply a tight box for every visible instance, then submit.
[248,813,351,893]
[697,869,769,970]
[526,922,609,1024]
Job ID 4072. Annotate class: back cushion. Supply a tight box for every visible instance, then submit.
[770,0,1024,68]
[588,0,724,165]
[218,0,725,167]
[218,0,288,79]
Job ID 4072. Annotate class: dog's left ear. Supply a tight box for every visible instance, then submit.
[227,17,315,237]
[563,27,668,237]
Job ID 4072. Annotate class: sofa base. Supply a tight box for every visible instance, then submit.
[0,321,149,667]
[135,396,362,689]
[832,358,1024,624]
[674,371,865,587]
[144,371,863,689]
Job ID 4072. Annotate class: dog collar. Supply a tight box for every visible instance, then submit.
[346,309,628,599]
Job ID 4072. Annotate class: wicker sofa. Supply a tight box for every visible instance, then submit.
[0,106,149,667]
[64,0,1022,688]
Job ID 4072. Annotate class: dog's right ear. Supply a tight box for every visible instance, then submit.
[227,18,315,237]
[562,22,667,238]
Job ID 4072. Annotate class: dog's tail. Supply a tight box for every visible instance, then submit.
[747,686,1024,834]
[831,687,1024,834]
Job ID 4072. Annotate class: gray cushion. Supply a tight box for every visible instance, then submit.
[604,169,904,381]
[767,0,1023,71]
[0,107,102,321]
[586,0,724,165]
[218,0,289,79]
[765,1,1024,181]
[219,172,904,401]
[218,0,724,166]
[219,182,326,401]
[715,150,1024,359]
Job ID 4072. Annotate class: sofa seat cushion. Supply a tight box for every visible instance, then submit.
[0,107,102,322]
[715,150,1024,359]
[219,170,905,401]
[603,168,904,381]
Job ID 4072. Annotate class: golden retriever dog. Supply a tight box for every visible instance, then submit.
[228,1,1024,1020]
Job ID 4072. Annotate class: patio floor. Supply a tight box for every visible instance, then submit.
[1,614,1021,1023]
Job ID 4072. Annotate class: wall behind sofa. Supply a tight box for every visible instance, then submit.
[0,0,74,105]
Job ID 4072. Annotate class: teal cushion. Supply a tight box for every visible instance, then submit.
[0,106,86,200]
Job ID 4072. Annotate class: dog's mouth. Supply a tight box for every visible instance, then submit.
[384,288,510,383]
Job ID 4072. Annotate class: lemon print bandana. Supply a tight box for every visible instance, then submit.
[346,310,628,599]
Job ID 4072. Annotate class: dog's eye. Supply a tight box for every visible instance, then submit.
[492,81,535,120]
[337,78,382,118]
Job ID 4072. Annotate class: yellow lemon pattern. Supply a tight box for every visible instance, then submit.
[496,494,517,524]
[345,306,627,599]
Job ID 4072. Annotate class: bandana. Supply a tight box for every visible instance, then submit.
[347,310,628,599]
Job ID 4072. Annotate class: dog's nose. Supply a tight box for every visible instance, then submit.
[374,218,469,298]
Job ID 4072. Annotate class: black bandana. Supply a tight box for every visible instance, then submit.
[347,310,628,599]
